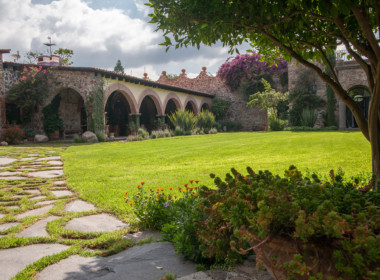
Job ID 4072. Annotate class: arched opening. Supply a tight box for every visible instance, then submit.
[140,96,158,132]
[346,86,370,128]
[201,103,211,112]
[185,101,196,114]
[53,88,86,138]
[165,99,178,128]
[105,91,131,136]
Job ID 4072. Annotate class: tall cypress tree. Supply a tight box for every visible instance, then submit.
[114,60,125,74]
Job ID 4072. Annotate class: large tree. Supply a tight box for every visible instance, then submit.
[148,0,380,187]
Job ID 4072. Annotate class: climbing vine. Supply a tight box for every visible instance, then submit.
[86,82,105,134]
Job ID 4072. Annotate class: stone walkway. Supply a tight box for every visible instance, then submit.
[0,148,273,280]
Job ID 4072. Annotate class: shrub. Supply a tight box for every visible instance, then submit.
[174,126,184,136]
[211,98,230,120]
[196,110,216,134]
[95,131,107,142]
[23,128,35,139]
[151,129,166,139]
[168,110,196,135]
[137,128,149,139]
[42,95,63,134]
[269,119,288,131]
[194,166,380,278]
[73,134,84,143]
[218,120,242,132]
[2,126,24,144]
[301,108,317,127]
[209,128,218,134]
[126,135,144,142]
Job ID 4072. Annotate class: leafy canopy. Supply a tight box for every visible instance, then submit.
[54,48,74,66]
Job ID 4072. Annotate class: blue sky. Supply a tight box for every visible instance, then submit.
[0,0,247,80]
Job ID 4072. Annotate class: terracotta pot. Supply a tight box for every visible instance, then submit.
[48,130,60,140]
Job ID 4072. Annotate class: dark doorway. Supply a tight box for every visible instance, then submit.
[346,86,370,128]
[5,103,21,125]
[201,103,210,112]
[105,91,131,136]
[165,99,178,128]
[140,96,157,132]
[185,102,195,113]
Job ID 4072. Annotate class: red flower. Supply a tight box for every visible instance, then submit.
[184,183,188,187]
[190,180,194,183]
[195,180,199,183]
[125,191,128,194]
[141,182,145,185]
[137,185,141,189]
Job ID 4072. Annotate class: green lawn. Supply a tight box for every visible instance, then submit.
[62,131,371,221]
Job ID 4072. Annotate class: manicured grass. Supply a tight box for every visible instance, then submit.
[62,131,371,221]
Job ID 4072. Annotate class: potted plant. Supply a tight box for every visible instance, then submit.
[42,96,63,140]
[128,121,138,135]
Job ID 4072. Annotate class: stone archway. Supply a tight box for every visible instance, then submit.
[105,91,131,136]
[346,86,370,129]
[139,96,158,132]
[200,102,211,112]
[184,96,198,115]
[55,88,87,137]
[165,99,179,128]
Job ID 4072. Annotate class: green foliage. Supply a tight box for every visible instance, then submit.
[247,78,288,121]
[151,129,172,139]
[95,131,107,142]
[42,95,63,134]
[218,120,242,132]
[196,110,216,134]
[193,166,380,278]
[168,109,196,135]
[128,121,138,133]
[86,82,105,135]
[137,128,150,139]
[211,98,230,120]
[73,134,84,143]
[7,66,49,123]
[285,126,338,132]
[289,71,325,126]
[54,48,74,66]
[1,126,24,144]
[23,127,35,138]
[113,59,125,74]
[301,108,317,127]
[270,119,288,131]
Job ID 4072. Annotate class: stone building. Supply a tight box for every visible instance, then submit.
[288,59,370,129]
[0,50,216,138]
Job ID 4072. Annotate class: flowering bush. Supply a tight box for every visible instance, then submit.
[217,52,287,94]
[2,126,24,144]
[123,180,201,230]
[7,66,49,123]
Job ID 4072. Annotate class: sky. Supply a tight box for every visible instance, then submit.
[0,0,249,80]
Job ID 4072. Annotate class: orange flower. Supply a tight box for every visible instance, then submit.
[141,182,145,185]
[189,187,193,191]
[137,185,141,189]
[156,188,160,191]
[168,196,172,200]
[169,187,173,190]
[195,180,199,183]
[190,180,194,183]
[129,202,133,205]
[160,187,164,191]
[123,196,126,199]
[184,183,188,187]
[174,196,177,199]
[182,190,186,193]
[339,166,342,168]
[157,194,160,197]
[193,194,198,198]
[156,198,159,202]
[125,191,128,194]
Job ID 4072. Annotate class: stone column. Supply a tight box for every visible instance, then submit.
[129,113,141,130]
[338,99,346,130]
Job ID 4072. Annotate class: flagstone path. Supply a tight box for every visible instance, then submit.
[0,147,273,280]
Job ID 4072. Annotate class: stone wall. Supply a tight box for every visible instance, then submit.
[157,68,267,131]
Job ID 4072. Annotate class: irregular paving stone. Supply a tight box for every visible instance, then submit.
[20,157,36,161]
[0,243,69,280]
[65,214,127,232]
[36,200,56,206]
[17,216,59,237]
[64,200,96,212]
[0,171,22,176]
[28,154,38,156]
[24,189,40,194]
[0,222,20,231]
[35,156,61,162]
[51,190,73,197]
[0,176,26,180]
[177,272,214,280]
[15,205,54,219]
[0,213,5,219]
[37,242,196,280]
[47,161,63,166]
[28,170,64,178]
[7,205,20,209]
[0,158,17,165]
[18,167,36,171]
[54,181,66,185]
[30,196,47,201]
